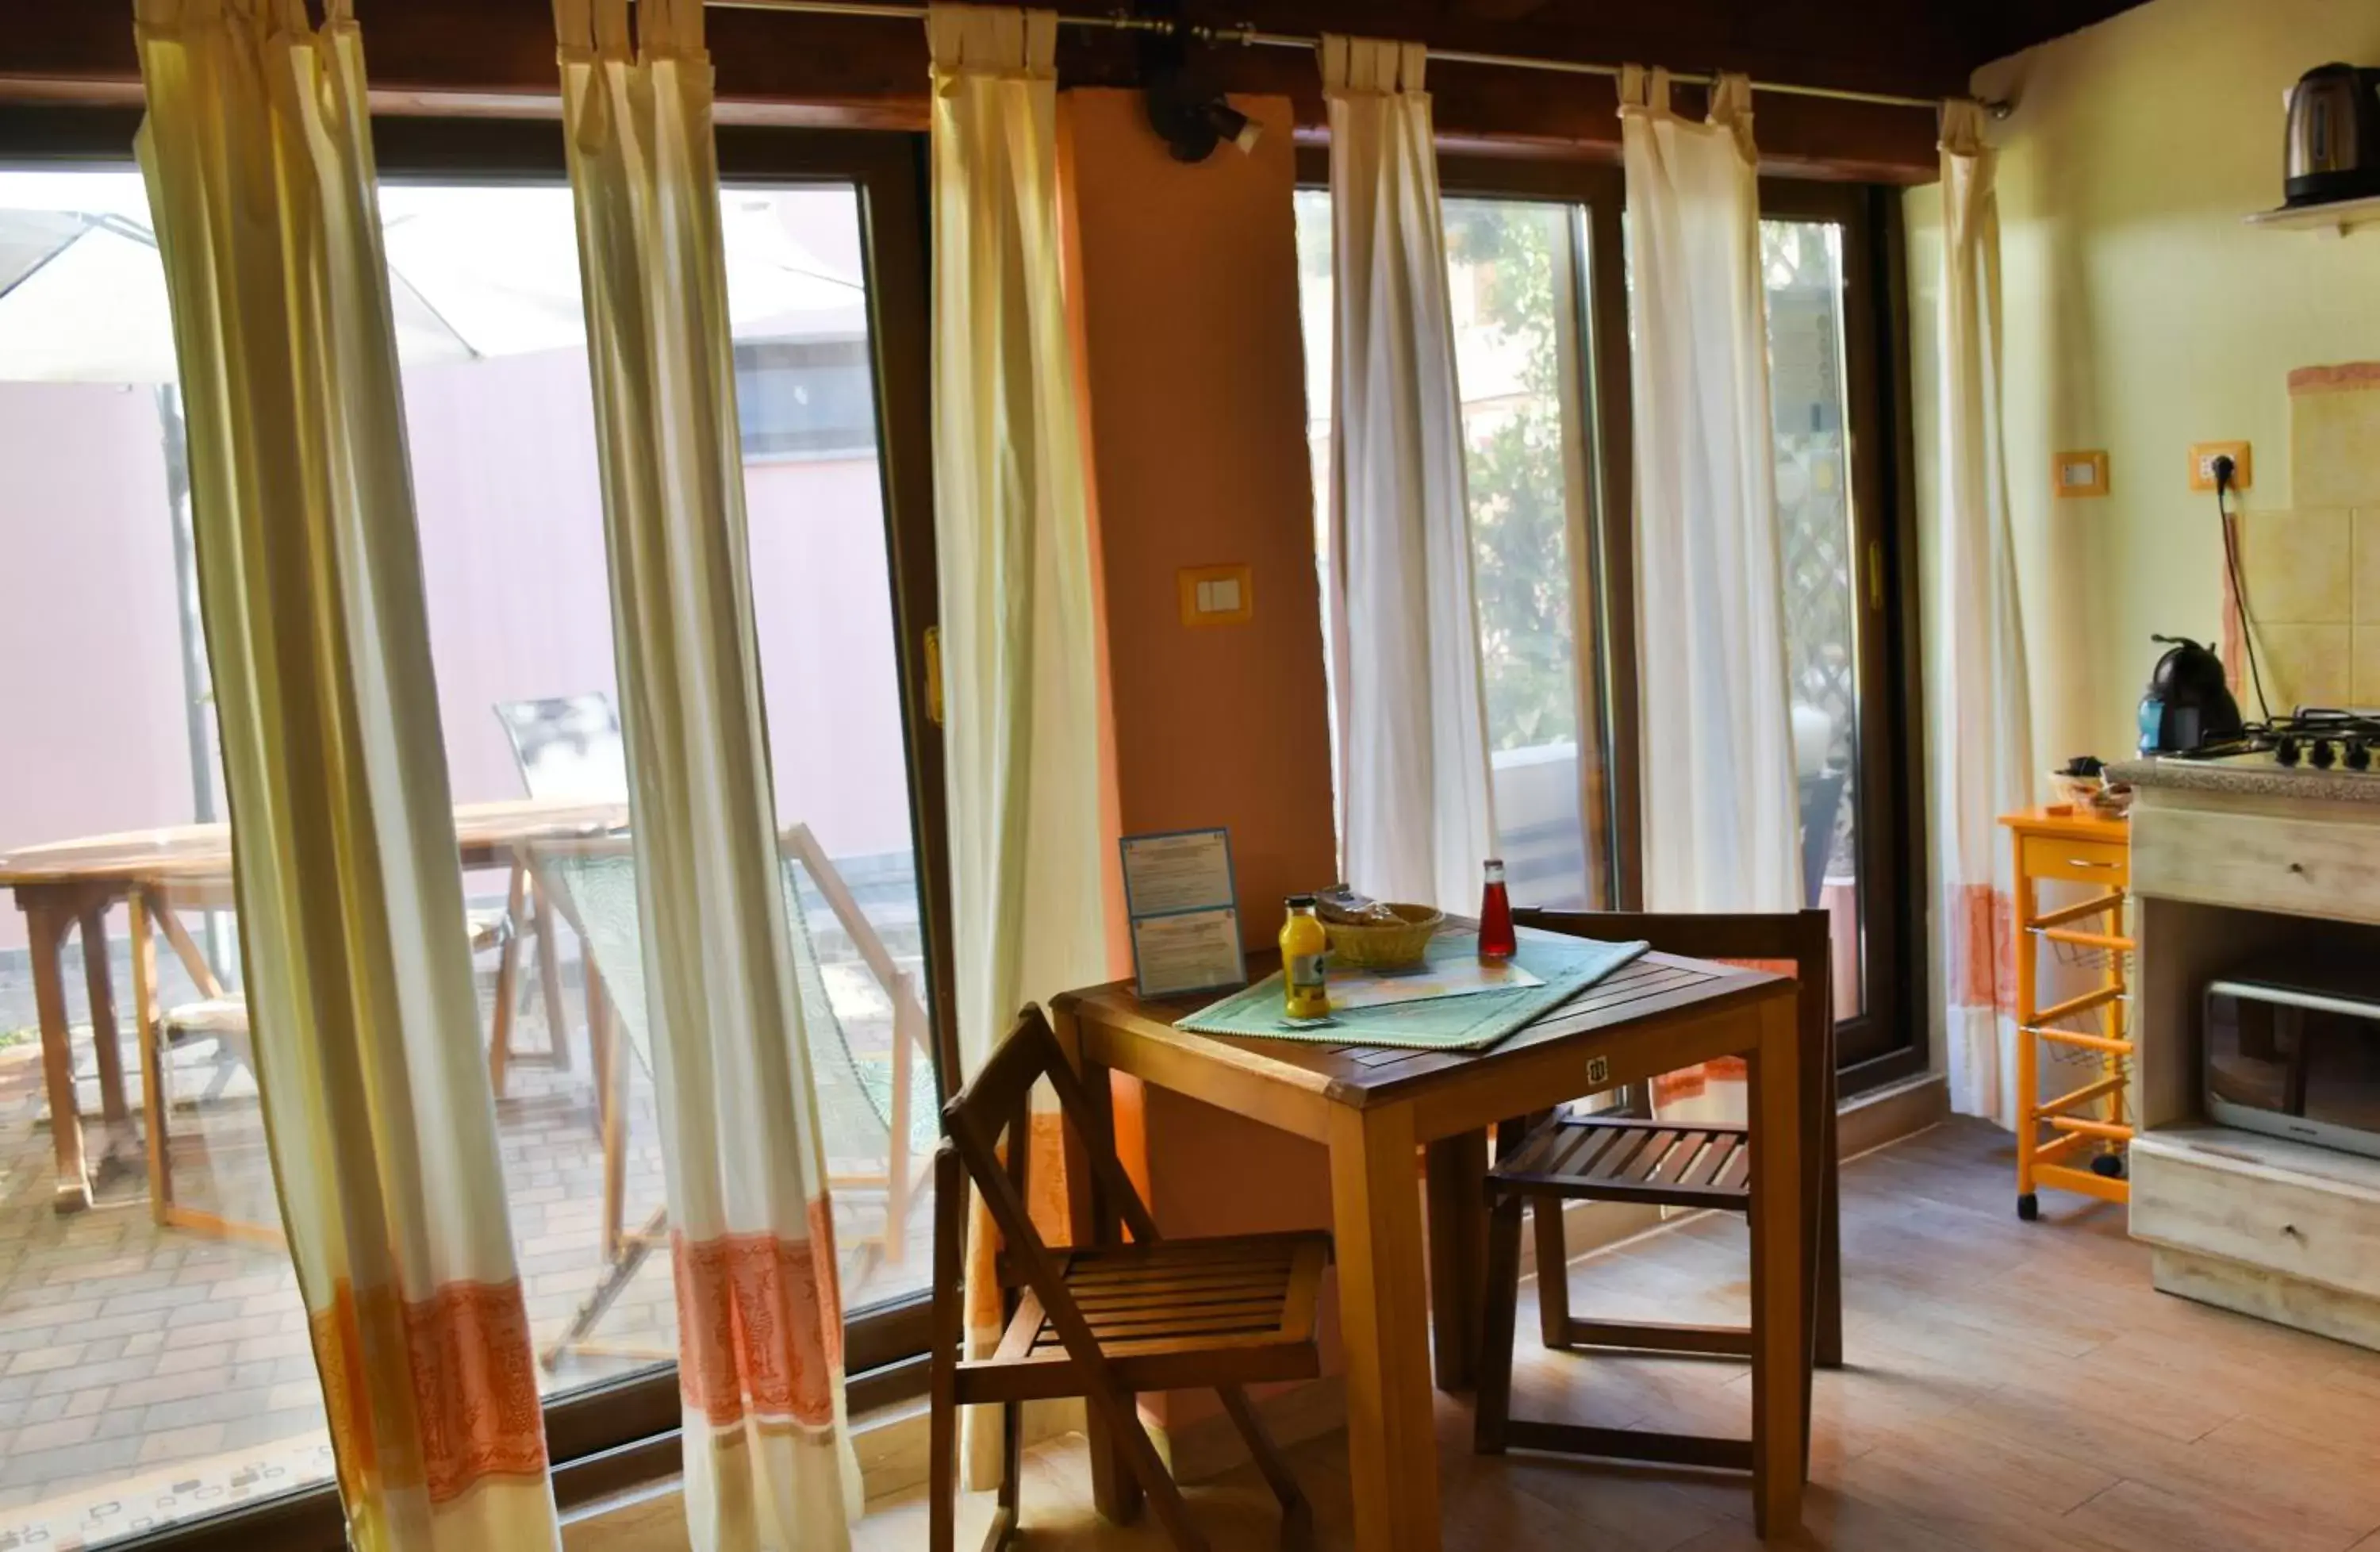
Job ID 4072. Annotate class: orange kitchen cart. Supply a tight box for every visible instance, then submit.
[2002,806,2135,1220]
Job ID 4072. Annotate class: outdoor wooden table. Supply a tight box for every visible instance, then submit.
[1,797,626,1213]
[1049,947,1807,1552]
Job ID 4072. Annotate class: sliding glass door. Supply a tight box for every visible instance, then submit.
[1756,183,1914,1074]
[0,121,944,1550]
[1294,180,1614,910]
[1295,159,1923,1085]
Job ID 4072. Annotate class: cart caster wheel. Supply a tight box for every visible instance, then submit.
[2017,1193,2040,1221]
[2090,1152,2126,1181]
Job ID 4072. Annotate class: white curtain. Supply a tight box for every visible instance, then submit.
[1619,67,1800,913]
[556,0,862,1544]
[927,4,1107,1081]
[1320,33,1496,913]
[1934,100,2035,1128]
[925,0,1111,1481]
[134,2,559,1548]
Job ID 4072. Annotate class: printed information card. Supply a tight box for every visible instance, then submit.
[1119,827,1246,1000]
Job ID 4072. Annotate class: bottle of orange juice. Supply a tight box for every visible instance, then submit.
[1280,894,1330,1020]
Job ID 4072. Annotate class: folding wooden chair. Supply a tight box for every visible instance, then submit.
[127,878,514,1247]
[1474,909,1842,1472]
[931,1007,1328,1552]
[526,829,935,1368]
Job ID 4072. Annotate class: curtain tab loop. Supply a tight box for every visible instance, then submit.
[926,4,1054,83]
[1707,71,1756,159]
[1317,33,1349,92]
[1940,98,1990,158]
[1617,63,1667,117]
[551,0,593,53]
[1319,34,1425,98]
[1706,72,1754,126]
[1395,40,1426,94]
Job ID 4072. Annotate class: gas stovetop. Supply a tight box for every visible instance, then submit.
[2167,709,2380,772]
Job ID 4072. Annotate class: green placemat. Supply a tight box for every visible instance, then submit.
[1177,928,1649,1052]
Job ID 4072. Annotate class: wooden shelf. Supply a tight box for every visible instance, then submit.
[2246,194,2380,235]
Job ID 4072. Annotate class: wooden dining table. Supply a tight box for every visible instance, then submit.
[1050,943,1807,1552]
[0,797,626,1214]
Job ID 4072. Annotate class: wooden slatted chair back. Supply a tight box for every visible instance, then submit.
[939,1005,1161,1258]
[1514,908,1834,1091]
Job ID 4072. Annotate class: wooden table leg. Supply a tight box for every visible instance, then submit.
[79,903,129,1124]
[1746,993,1807,1539]
[154,903,225,1000]
[1423,1130,1488,1391]
[532,877,572,1072]
[1331,1101,1441,1552]
[27,899,91,1213]
[129,889,171,1224]
[488,862,528,1097]
[1054,1011,1143,1527]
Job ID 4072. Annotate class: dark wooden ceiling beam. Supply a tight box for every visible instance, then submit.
[0,0,2144,182]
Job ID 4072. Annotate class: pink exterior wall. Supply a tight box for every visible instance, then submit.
[0,382,194,860]
[743,456,916,862]
[0,350,914,948]
[405,350,619,809]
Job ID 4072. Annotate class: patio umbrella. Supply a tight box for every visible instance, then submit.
[0,171,866,381]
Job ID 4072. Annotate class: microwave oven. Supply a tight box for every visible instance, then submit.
[2204,966,2380,1161]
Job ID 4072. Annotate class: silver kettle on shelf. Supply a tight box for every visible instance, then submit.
[2286,62,2380,208]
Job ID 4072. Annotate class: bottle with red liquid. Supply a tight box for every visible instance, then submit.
[1477,857,1515,962]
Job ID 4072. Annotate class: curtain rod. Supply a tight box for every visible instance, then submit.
[702,0,2006,117]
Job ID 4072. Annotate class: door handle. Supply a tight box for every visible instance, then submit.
[923,625,944,728]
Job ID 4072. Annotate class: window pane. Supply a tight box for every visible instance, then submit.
[0,168,932,1549]
[1443,198,1598,909]
[0,167,339,1546]
[1293,190,1606,908]
[1761,218,1866,1017]
[728,186,938,1310]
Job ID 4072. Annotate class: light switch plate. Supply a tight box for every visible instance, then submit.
[1177,564,1254,627]
[2190,440,2251,491]
[2054,450,2109,498]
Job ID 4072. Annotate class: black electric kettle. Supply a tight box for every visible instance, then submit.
[2138,636,2245,755]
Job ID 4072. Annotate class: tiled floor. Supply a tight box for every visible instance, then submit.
[0,943,934,1549]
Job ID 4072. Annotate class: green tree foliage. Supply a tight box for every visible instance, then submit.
[1443,201,1577,752]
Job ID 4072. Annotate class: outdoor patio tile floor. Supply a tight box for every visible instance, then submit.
[0,986,931,1549]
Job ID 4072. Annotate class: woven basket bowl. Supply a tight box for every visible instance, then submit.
[1322,903,1444,971]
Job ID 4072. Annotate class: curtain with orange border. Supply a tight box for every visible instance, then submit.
[1933,100,2033,1128]
[133,2,560,1546]
[553,0,862,1542]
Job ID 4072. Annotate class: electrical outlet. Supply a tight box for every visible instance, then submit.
[2190,440,2251,491]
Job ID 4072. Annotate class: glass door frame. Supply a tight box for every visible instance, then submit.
[1296,148,1929,1093]
[1756,179,1927,1086]
[2,105,948,1552]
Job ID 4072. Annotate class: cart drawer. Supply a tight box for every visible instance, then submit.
[2132,1131,2380,1302]
[2130,805,2380,924]
[2020,834,2129,887]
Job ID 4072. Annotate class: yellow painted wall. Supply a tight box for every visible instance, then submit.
[1907,0,2380,763]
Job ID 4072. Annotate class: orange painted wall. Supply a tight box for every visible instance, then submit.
[1063,88,1338,941]
[1060,88,1343,1423]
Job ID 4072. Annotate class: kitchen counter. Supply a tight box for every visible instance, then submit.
[2108,755,2380,806]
